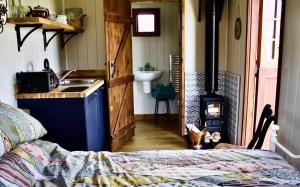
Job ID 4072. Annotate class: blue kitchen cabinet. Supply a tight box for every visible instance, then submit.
[17,86,107,152]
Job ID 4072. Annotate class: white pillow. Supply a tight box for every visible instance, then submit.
[0,102,47,154]
[0,130,12,157]
[0,135,4,156]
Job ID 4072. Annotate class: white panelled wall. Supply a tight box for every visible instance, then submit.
[64,0,106,70]
[0,0,63,106]
[277,0,300,169]
[226,0,247,143]
[21,0,62,13]
[132,2,180,114]
[184,0,228,73]
[63,1,180,114]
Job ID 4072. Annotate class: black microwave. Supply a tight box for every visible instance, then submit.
[16,72,52,93]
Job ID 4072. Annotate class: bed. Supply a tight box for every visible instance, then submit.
[0,140,299,186]
[0,102,299,186]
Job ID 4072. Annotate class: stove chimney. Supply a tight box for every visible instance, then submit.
[199,0,226,146]
[205,0,224,94]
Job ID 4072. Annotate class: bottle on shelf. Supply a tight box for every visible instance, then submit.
[8,0,18,18]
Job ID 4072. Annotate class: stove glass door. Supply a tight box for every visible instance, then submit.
[207,103,222,118]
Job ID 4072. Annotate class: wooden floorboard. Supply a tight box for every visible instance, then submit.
[117,119,187,152]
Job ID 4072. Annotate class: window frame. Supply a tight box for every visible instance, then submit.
[132,8,160,37]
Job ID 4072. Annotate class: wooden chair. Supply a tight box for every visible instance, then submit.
[215,104,274,149]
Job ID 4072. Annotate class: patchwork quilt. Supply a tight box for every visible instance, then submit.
[0,140,299,186]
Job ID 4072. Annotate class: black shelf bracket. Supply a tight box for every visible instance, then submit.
[43,29,64,51]
[61,32,80,49]
[15,24,43,51]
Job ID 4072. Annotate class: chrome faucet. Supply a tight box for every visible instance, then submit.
[59,70,77,82]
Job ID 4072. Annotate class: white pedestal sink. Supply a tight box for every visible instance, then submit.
[134,70,163,93]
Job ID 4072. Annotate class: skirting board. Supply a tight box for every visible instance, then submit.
[134,114,179,120]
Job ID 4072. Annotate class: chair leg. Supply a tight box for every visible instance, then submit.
[154,99,159,124]
[166,100,171,119]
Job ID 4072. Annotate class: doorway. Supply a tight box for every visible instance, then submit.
[242,0,285,148]
[122,0,183,151]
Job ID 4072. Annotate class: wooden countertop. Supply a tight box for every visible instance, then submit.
[16,80,105,99]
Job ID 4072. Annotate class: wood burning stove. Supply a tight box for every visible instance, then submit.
[200,95,224,135]
[200,0,226,143]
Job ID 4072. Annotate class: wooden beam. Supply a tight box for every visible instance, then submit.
[241,0,262,146]
[179,0,185,136]
[108,75,134,88]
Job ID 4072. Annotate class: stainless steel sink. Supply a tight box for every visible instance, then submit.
[60,79,96,86]
[60,86,89,92]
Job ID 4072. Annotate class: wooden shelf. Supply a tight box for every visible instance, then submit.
[7,17,84,51]
[7,17,82,32]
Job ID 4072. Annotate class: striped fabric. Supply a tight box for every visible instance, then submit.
[0,153,33,187]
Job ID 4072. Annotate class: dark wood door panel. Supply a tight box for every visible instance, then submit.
[109,83,134,131]
[106,22,132,79]
[105,22,126,61]
[104,0,134,151]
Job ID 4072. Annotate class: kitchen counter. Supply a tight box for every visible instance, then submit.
[16,80,105,99]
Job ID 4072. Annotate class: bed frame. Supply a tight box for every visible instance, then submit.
[270,124,300,159]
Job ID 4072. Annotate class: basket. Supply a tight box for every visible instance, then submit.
[69,18,83,29]
[188,131,202,146]
[186,119,207,149]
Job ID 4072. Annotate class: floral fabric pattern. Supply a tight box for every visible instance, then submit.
[0,140,299,186]
[0,102,47,153]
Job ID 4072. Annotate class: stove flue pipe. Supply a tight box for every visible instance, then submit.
[205,0,224,94]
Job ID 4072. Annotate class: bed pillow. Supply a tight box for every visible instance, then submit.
[0,130,13,157]
[0,102,47,152]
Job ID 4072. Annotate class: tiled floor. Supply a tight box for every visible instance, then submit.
[118,119,187,152]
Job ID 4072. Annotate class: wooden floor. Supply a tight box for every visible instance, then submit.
[118,119,187,152]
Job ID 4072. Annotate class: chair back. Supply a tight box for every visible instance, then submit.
[151,84,176,100]
[247,104,273,149]
[254,115,275,149]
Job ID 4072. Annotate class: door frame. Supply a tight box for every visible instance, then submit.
[179,0,185,136]
[130,0,185,136]
[274,0,286,124]
[241,0,263,146]
[241,0,286,146]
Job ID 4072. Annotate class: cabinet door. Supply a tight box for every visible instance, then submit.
[85,90,103,151]
[18,98,87,151]
[98,86,107,149]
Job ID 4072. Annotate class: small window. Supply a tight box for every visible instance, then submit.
[132,8,160,37]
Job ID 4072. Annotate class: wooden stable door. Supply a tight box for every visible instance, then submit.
[104,0,135,151]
